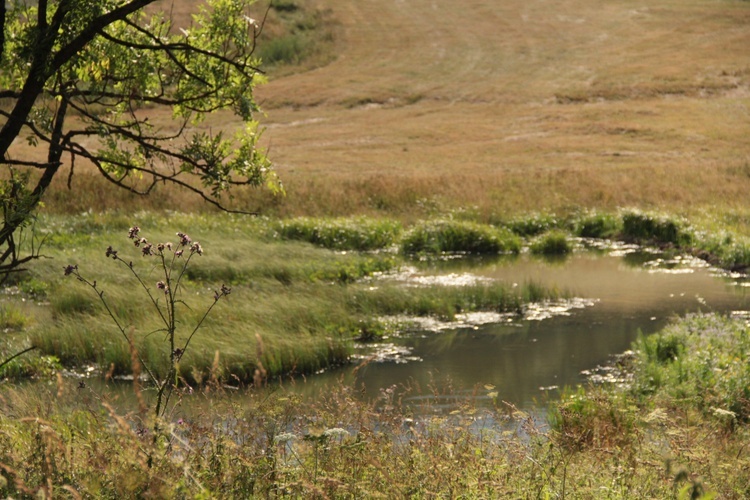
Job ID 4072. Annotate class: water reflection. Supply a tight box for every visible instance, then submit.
[302,250,749,411]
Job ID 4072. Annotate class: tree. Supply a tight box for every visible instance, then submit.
[0,0,278,277]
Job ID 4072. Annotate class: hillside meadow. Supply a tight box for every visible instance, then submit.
[2,0,750,496]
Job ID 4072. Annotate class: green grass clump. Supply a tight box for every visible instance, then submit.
[530,230,573,255]
[631,314,750,422]
[275,217,402,251]
[348,281,556,320]
[572,211,621,239]
[620,211,694,246]
[505,213,562,237]
[0,305,28,331]
[401,220,521,255]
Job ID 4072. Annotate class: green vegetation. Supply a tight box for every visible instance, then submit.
[401,220,521,255]
[0,213,564,383]
[530,230,573,255]
[256,0,336,69]
[621,211,695,247]
[275,216,401,250]
[2,313,750,497]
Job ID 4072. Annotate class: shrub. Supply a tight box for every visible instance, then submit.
[401,220,521,255]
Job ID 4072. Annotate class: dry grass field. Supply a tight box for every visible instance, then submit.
[14,0,750,224]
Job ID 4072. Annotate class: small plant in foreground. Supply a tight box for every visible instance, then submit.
[64,226,231,419]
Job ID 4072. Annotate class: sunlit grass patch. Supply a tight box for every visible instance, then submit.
[572,211,621,239]
[401,220,521,255]
[347,280,557,321]
[274,216,402,250]
[0,304,28,331]
[505,213,563,237]
[620,211,694,247]
[529,230,573,255]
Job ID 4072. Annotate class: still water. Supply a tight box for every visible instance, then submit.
[292,246,750,412]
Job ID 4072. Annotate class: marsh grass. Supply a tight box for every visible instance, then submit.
[620,211,694,247]
[12,213,572,383]
[401,220,521,255]
[573,211,622,239]
[529,230,573,256]
[0,304,28,331]
[5,330,750,500]
[274,216,401,250]
[348,280,558,321]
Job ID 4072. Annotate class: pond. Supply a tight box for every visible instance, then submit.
[286,243,750,413]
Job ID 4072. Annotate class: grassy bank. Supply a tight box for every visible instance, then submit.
[2,313,750,497]
[1,212,575,384]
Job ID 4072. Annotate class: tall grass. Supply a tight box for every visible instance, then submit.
[620,211,694,247]
[274,216,401,250]
[401,220,521,255]
[529,230,573,255]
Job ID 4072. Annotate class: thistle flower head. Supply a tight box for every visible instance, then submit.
[63,264,78,276]
[190,242,203,255]
[128,226,140,239]
[177,232,191,246]
[105,246,118,259]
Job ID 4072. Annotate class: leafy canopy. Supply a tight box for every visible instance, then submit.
[0,0,278,275]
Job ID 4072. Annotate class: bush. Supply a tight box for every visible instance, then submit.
[401,220,521,255]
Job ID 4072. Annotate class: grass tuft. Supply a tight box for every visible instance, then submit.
[620,211,694,247]
[401,220,521,255]
[530,230,573,255]
[274,216,401,250]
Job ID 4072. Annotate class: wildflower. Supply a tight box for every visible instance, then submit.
[105,246,118,259]
[128,226,140,239]
[177,232,191,246]
[64,264,78,276]
[323,428,350,439]
[134,237,148,247]
[190,242,203,255]
[157,243,165,253]
[142,243,153,256]
[214,284,231,300]
[157,281,168,293]
[175,249,184,257]
[274,432,297,444]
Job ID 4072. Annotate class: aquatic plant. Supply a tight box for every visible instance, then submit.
[620,211,694,246]
[530,230,573,255]
[275,216,402,250]
[573,211,621,239]
[401,220,521,255]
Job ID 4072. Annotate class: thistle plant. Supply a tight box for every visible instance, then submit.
[64,226,230,419]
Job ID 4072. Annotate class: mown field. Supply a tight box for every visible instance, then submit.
[3,0,750,497]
